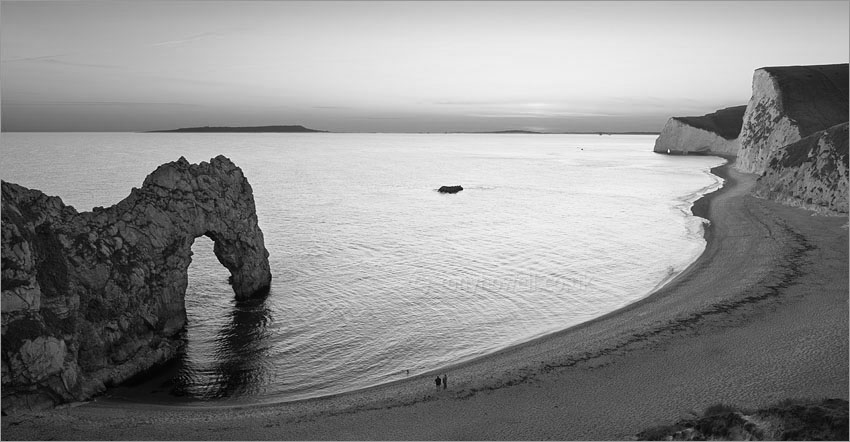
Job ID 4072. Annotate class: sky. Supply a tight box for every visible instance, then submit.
[1,1,848,133]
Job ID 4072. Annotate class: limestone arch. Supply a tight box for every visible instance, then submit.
[1,155,272,411]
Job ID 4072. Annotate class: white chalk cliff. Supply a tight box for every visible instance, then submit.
[653,106,747,155]
[656,63,848,214]
[737,64,849,175]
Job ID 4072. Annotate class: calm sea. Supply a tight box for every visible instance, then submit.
[0,132,724,404]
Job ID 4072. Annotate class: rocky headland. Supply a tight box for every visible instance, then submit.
[737,64,849,174]
[655,63,849,214]
[1,155,272,413]
[149,124,325,133]
[653,105,747,155]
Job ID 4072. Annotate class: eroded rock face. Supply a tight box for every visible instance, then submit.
[653,105,746,155]
[737,64,849,174]
[752,122,849,214]
[1,155,272,413]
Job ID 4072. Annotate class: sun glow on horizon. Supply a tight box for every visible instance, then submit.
[1,1,847,132]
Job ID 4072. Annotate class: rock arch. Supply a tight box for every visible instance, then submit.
[1,155,272,413]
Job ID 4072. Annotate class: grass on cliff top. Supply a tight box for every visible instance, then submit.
[762,64,849,137]
[636,398,849,441]
[673,105,747,140]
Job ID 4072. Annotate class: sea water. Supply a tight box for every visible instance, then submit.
[0,132,724,404]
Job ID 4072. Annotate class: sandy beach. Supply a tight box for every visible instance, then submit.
[2,158,847,440]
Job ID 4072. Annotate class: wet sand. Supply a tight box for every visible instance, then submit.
[3,159,847,440]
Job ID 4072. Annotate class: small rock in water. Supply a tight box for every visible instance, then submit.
[438,185,463,194]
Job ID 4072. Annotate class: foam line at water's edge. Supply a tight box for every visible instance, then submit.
[650,157,729,295]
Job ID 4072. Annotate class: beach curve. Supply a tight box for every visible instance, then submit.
[3,158,847,440]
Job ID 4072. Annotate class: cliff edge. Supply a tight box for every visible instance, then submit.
[1,155,272,413]
[653,106,746,155]
[655,63,848,214]
[737,64,849,174]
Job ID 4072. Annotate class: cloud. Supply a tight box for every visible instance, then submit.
[1,53,75,63]
[2,53,119,68]
[2,52,122,69]
[466,111,616,119]
[3,101,201,107]
[433,99,522,106]
[148,27,247,47]
[149,31,222,47]
[2,27,246,70]
[40,58,121,69]
[432,100,623,118]
[350,115,406,120]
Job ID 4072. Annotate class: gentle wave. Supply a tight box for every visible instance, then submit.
[0,132,725,404]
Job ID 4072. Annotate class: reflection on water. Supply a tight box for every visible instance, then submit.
[102,283,275,404]
[207,297,273,399]
[172,290,274,400]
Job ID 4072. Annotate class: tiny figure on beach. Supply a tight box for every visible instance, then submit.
[406,369,410,376]
[435,376,441,390]
[442,374,447,389]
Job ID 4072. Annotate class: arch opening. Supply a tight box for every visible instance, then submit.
[167,235,273,400]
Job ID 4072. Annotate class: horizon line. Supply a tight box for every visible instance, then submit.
[1,130,662,135]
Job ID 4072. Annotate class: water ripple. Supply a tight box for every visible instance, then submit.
[0,133,724,404]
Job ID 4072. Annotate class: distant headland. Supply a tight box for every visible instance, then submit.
[148,124,327,133]
[143,125,659,135]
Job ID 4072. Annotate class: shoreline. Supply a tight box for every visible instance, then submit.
[87,155,734,410]
[3,157,847,440]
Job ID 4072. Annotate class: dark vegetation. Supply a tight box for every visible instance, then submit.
[772,128,823,170]
[763,64,849,136]
[148,125,326,133]
[673,105,748,140]
[637,398,849,441]
[824,123,849,170]
[770,122,848,174]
